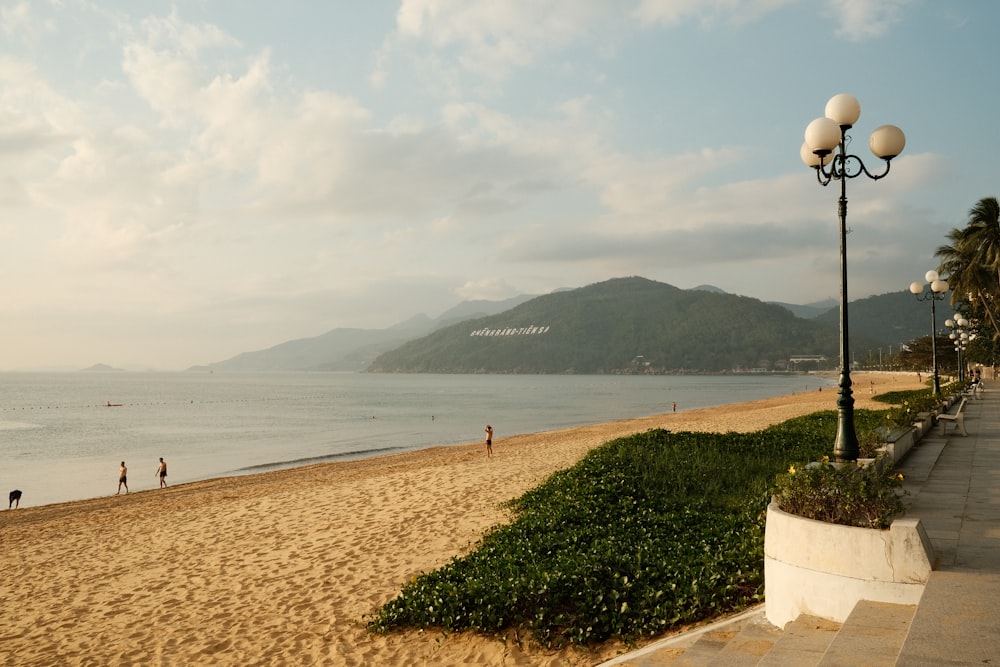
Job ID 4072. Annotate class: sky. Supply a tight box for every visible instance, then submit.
[0,0,997,370]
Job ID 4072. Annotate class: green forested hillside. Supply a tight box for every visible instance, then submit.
[368,277,849,373]
[812,289,946,352]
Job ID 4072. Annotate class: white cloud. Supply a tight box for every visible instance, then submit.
[456,278,520,301]
[631,0,796,27]
[631,0,911,38]
[134,7,239,56]
[395,0,610,81]
[121,11,244,123]
[824,0,914,40]
[1,1,55,44]
[582,147,748,222]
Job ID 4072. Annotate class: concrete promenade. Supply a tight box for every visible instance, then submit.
[603,380,1000,666]
[892,381,1000,665]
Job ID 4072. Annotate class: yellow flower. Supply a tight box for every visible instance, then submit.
[821,455,830,463]
[896,473,905,481]
[789,465,797,474]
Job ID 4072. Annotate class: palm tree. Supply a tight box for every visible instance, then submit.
[936,226,994,327]
[935,197,1000,340]
[962,196,1000,278]
[936,227,971,295]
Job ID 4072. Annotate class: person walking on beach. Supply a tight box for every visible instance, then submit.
[117,461,128,494]
[485,424,494,458]
[155,457,168,488]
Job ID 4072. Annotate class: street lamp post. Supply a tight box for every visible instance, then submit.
[801,94,906,462]
[910,271,949,395]
[945,314,971,383]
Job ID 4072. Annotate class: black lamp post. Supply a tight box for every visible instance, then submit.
[801,94,906,463]
[910,272,949,395]
[946,314,971,383]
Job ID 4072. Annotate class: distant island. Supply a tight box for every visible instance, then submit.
[81,363,124,372]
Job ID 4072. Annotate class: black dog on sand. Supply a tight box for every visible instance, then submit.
[9,489,21,509]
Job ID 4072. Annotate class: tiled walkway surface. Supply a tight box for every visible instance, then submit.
[893,385,1000,666]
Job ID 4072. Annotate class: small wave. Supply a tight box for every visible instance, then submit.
[0,421,43,431]
[233,446,408,473]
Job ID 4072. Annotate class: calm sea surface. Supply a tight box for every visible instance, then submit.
[0,372,833,508]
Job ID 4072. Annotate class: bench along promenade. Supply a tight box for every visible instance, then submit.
[937,395,969,436]
[603,381,1000,666]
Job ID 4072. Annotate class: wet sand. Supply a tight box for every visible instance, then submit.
[0,372,922,666]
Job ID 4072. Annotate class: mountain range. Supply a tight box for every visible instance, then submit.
[192,277,936,373]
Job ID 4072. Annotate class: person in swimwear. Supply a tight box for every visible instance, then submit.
[485,424,493,458]
[117,461,128,494]
[155,457,168,488]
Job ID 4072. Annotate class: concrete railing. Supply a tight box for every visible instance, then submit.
[763,500,933,628]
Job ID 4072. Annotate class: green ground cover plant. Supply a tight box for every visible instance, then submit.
[368,407,892,648]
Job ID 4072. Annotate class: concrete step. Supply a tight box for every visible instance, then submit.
[817,601,915,666]
[659,612,839,666]
[602,600,915,666]
[706,615,783,666]
[667,622,746,666]
[597,609,764,666]
[756,614,840,666]
[895,571,1000,666]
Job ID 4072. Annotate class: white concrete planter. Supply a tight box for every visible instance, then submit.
[913,413,934,438]
[880,426,916,464]
[763,500,933,628]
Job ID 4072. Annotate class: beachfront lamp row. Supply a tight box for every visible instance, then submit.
[800,94,906,168]
[910,270,949,297]
[946,315,973,343]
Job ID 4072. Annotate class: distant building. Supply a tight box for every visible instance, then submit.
[789,355,827,364]
[788,354,829,371]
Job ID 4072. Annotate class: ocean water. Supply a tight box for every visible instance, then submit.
[0,372,833,508]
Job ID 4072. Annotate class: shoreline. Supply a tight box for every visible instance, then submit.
[0,372,830,510]
[0,371,923,666]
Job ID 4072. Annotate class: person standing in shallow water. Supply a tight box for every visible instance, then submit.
[155,457,167,488]
[117,461,128,494]
[484,425,494,458]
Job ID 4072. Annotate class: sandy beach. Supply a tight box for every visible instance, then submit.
[0,372,923,666]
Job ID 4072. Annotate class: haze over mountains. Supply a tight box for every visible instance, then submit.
[189,294,538,373]
[190,277,931,374]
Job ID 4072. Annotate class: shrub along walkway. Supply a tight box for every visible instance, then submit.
[601,380,1000,666]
